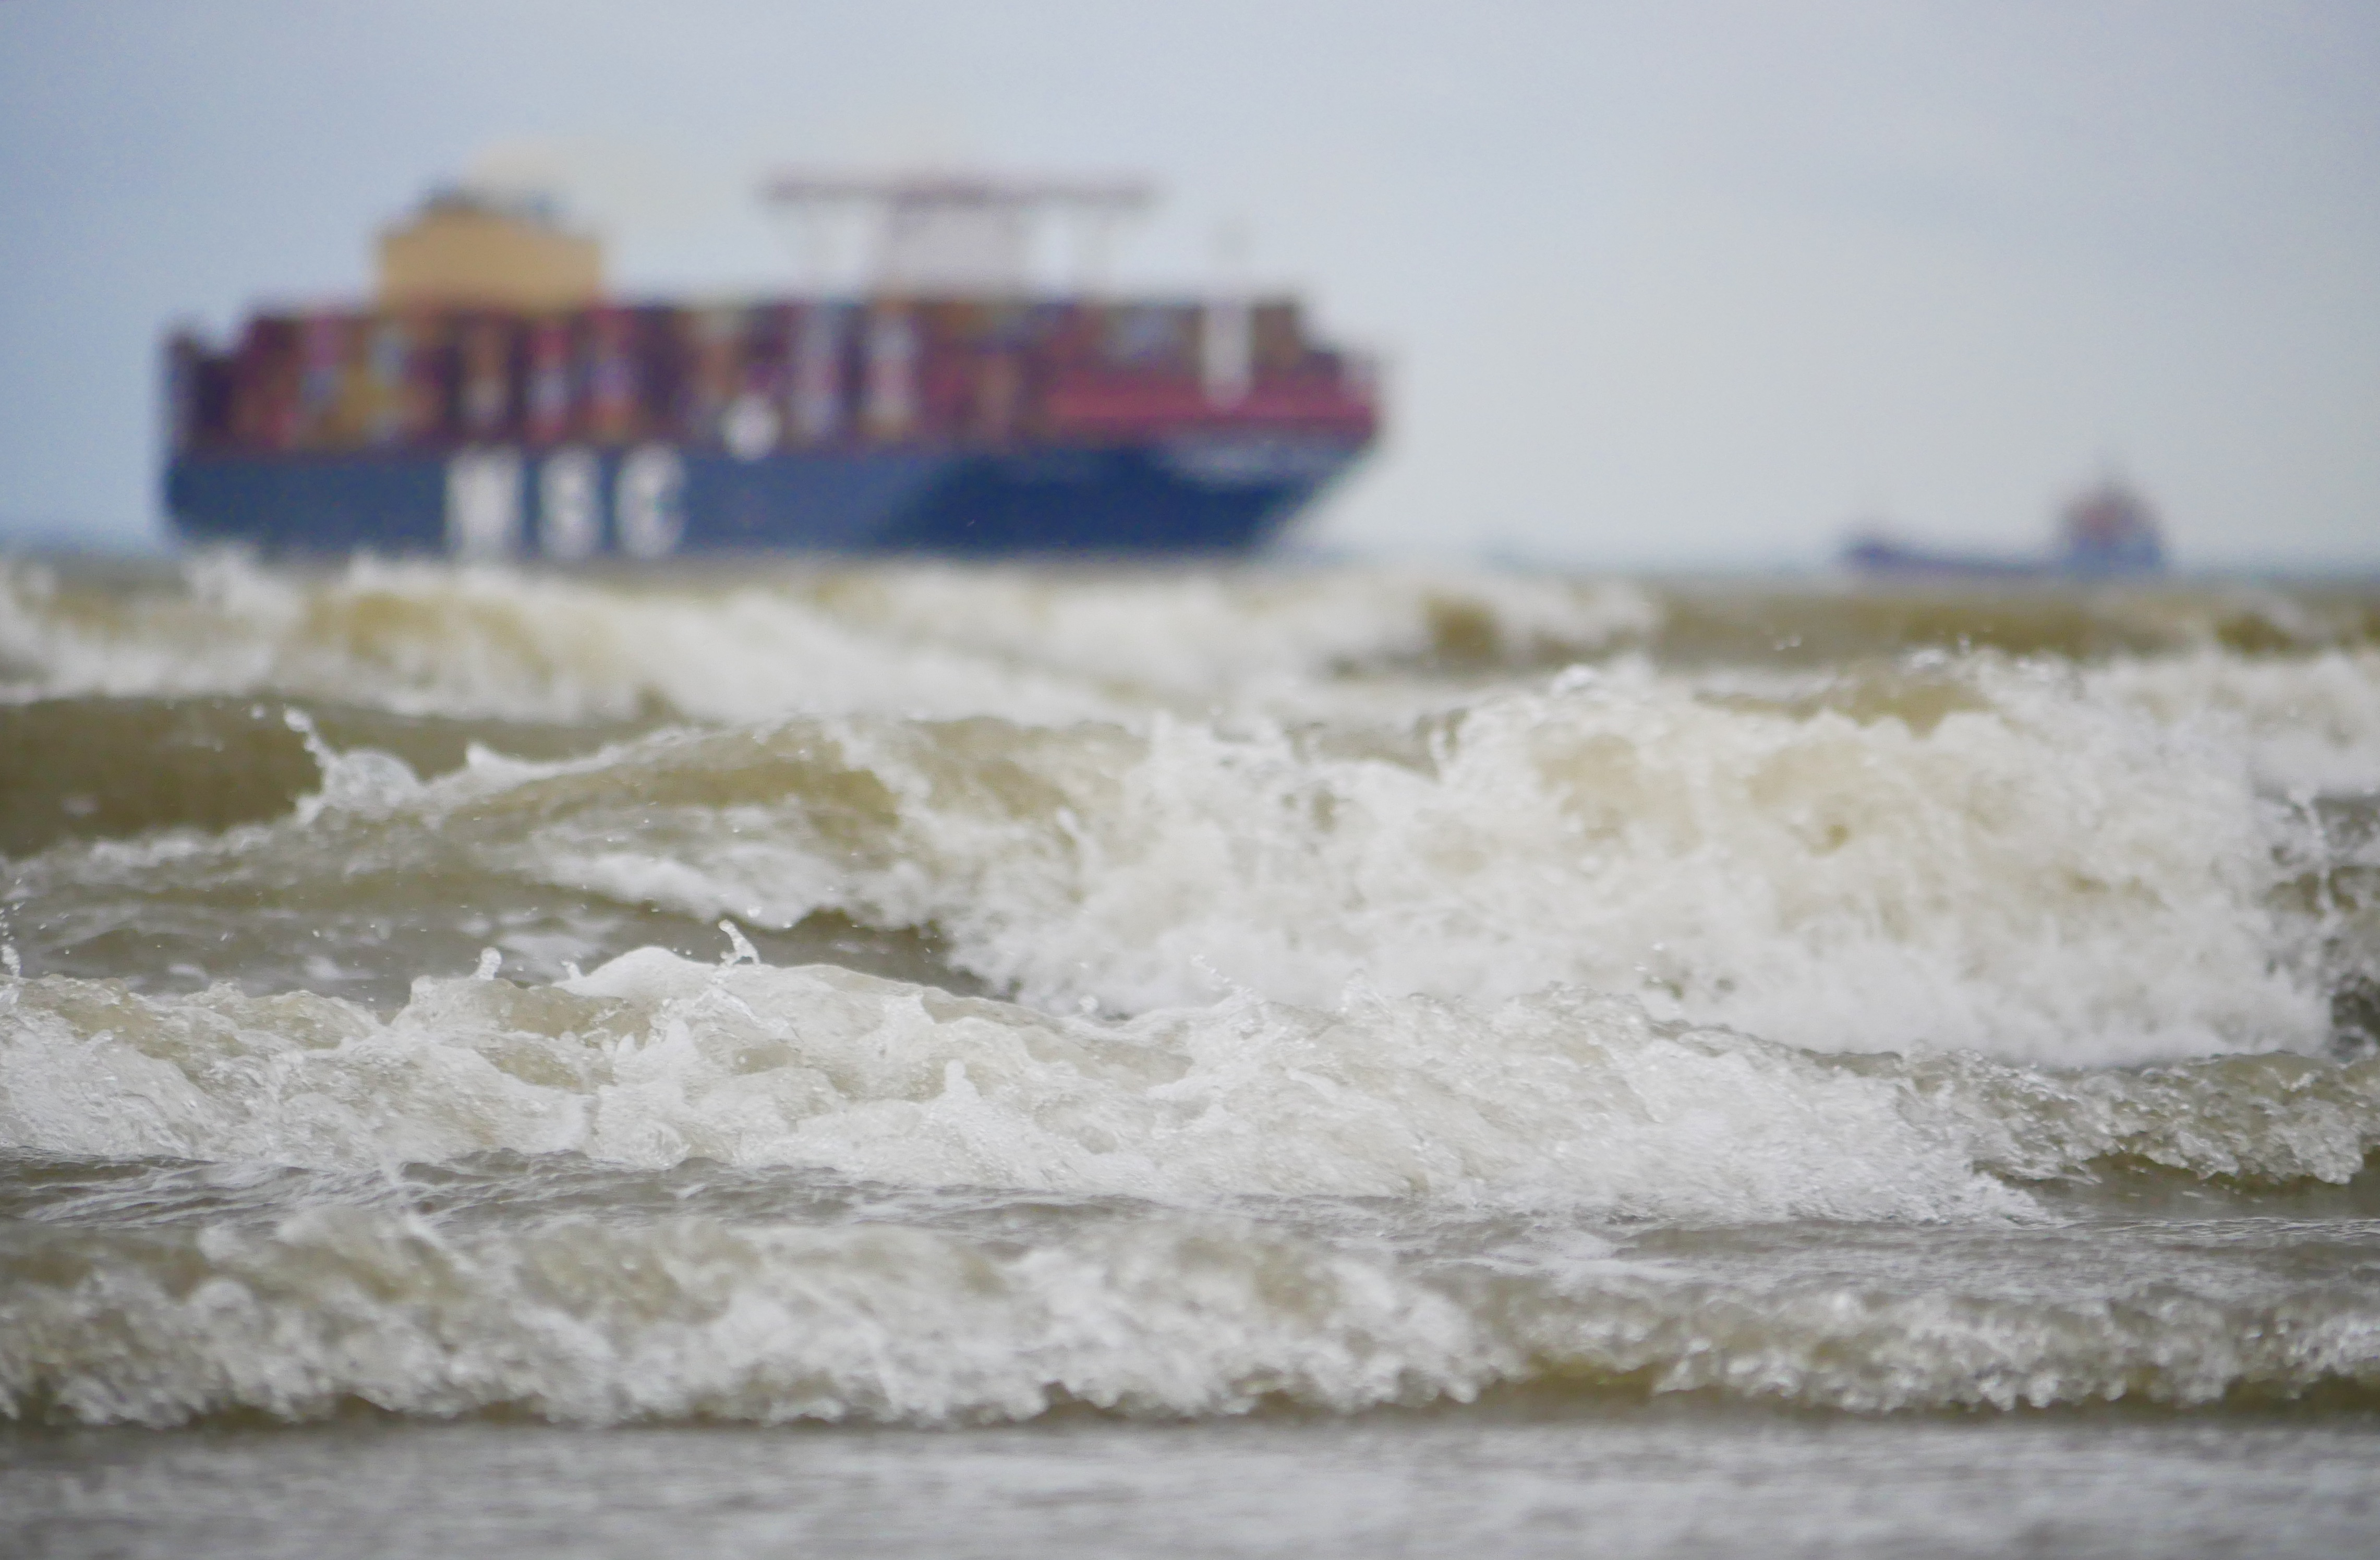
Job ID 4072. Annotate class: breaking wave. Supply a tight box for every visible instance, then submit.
[5,1139,2376,1428]
[5,950,2377,1429]
[7,558,2380,1435]
[6,959,2376,1218]
[14,649,2372,1060]
[0,554,1659,724]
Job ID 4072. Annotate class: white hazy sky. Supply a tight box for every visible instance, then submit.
[3,0,2375,569]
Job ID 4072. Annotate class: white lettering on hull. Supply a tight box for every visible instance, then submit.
[617,446,687,559]
[445,446,687,560]
[444,449,523,559]
[538,448,603,560]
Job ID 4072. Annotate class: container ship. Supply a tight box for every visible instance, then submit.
[1841,481,2168,580]
[164,175,1380,560]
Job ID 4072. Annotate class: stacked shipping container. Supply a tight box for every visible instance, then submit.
[170,296,1375,458]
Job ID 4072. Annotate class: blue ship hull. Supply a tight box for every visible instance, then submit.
[166,437,1362,560]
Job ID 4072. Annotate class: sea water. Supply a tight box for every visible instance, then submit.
[2,555,2376,1556]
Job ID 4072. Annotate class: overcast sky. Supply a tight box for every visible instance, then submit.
[3,0,2375,569]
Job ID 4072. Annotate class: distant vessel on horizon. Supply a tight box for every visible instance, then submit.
[1842,480,2167,580]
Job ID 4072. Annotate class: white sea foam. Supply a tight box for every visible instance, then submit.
[0,554,1114,724]
[6,1186,2377,1428]
[6,958,2375,1430]
[0,554,1656,725]
[9,559,2377,1069]
[13,632,2359,1064]
[455,659,2343,1062]
[2084,647,2380,795]
[7,956,2379,1230]
[806,565,1660,698]
[0,961,2036,1222]
[0,1206,1508,1426]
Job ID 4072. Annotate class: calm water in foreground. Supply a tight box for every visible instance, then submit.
[3,555,2377,1556]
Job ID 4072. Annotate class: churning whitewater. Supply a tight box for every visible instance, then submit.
[3,555,2378,1430]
